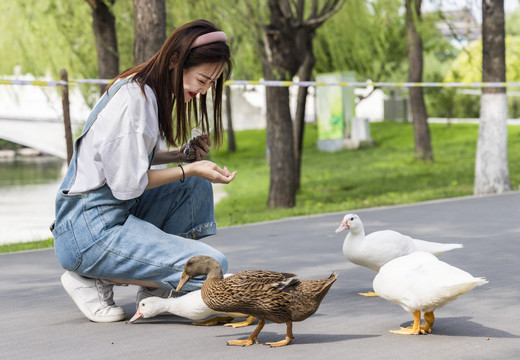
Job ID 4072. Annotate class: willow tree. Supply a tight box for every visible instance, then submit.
[260,0,345,208]
[475,0,512,194]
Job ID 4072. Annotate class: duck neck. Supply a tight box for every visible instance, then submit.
[206,266,223,281]
[345,227,365,250]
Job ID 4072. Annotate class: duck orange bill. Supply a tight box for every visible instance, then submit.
[129,308,143,323]
[175,271,190,292]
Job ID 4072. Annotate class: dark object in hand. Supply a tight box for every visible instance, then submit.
[183,133,208,162]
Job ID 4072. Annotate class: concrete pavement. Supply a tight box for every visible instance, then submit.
[1,192,519,359]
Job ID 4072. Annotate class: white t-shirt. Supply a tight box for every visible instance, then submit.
[68,80,160,200]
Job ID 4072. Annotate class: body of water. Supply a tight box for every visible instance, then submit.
[0,155,227,245]
[0,155,65,245]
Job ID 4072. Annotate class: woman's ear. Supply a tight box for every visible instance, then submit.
[169,54,178,71]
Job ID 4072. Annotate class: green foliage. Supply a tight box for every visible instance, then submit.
[441,36,520,118]
[0,238,54,254]
[211,122,520,227]
[445,36,520,83]
[506,8,520,36]
[0,1,94,78]
[314,0,408,82]
[164,0,265,80]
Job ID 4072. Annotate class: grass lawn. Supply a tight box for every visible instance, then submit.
[211,121,520,226]
[1,121,519,253]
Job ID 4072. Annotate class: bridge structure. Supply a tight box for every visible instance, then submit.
[0,74,90,159]
[0,116,79,159]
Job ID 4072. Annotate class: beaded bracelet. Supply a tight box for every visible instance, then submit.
[178,164,185,183]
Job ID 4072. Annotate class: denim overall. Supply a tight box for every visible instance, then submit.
[52,78,227,292]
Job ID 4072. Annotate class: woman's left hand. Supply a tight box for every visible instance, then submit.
[192,135,211,161]
[180,134,211,162]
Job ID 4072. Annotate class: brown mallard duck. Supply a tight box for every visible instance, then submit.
[175,255,338,347]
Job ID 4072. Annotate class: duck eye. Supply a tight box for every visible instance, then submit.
[350,217,354,221]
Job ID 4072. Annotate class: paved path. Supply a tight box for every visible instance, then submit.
[1,192,519,359]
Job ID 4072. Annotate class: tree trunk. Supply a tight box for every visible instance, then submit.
[266,86,296,208]
[258,0,345,208]
[85,0,119,94]
[294,50,315,190]
[475,0,512,194]
[133,0,166,65]
[405,0,433,161]
[225,85,236,152]
[262,0,301,208]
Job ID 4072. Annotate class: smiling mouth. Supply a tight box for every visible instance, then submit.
[189,92,197,98]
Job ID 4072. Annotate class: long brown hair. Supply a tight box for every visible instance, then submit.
[109,19,232,148]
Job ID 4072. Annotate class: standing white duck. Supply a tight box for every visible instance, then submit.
[130,290,255,328]
[335,213,463,296]
[373,251,488,335]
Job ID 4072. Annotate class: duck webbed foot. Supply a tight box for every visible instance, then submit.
[420,311,435,334]
[390,310,427,335]
[227,319,265,347]
[264,321,294,347]
[265,336,293,347]
[358,291,379,297]
[193,315,234,326]
[223,315,256,328]
[226,338,258,347]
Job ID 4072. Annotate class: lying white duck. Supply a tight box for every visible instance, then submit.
[130,290,255,328]
[335,213,463,296]
[373,251,488,335]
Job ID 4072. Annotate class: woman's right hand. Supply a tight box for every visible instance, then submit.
[184,160,236,184]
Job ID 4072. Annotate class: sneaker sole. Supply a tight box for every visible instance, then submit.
[61,272,126,323]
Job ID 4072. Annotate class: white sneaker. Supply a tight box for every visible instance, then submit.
[61,271,126,323]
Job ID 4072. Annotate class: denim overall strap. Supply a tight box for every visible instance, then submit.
[78,78,133,147]
[52,78,134,231]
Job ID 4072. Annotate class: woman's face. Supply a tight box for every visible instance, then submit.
[182,62,224,103]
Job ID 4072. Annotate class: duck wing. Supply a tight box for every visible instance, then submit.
[227,270,298,285]
[202,270,298,322]
[412,239,463,256]
[353,230,415,270]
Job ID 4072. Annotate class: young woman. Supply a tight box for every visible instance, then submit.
[52,19,236,322]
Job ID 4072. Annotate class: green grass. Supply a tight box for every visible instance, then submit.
[0,238,54,254]
[211,121,520,226]
[2,121,519,253]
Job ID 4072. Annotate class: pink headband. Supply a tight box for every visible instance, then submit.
[190,31,227,49]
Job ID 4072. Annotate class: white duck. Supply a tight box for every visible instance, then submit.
[373,251,488,335]
[130,290,255,328]
[335,213,463,296]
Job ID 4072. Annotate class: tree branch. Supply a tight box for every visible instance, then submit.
[278,0,295,20]
[295,0,305,23]
[305,0,346,27]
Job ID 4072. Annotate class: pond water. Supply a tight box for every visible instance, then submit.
[0,156,226,245]
[0,156,64,186]
[0,156,65,245]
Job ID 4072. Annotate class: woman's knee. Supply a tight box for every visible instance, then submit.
[207,248,228,274]
[190,176,213,197]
